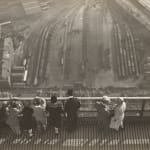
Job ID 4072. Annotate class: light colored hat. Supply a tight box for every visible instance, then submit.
[118,97,124,103]
[119,97,124,101]
[102,96,111,103]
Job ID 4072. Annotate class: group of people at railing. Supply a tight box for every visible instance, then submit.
[0,89,126,137]
[95,96,126,131]
[0,89,80,137]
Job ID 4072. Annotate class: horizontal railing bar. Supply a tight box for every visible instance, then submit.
[0,97,149,101]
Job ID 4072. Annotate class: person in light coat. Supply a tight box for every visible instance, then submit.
[109,97,126,131]
[32,97,47,132]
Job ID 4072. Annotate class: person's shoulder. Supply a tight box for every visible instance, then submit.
[47,102,60,108]
[57,101,62,107]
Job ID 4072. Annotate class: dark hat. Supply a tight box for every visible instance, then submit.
[51,95,57,103]
[33,97,41,105]
[66,89,73,96]
[11,102,17,108]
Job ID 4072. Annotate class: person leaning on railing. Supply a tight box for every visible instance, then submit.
[32,97,47,133]
[20,101,35,137]
[95,96,112,131]
[6,101,21,135]
[109,97,126,131]
[46,95,64,135]
[64,89,80,131]
[0,101,8,135]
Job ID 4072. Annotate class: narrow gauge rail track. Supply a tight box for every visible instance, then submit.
[45,2,84,84]
[82,6,88,78]
[63,16,74,80]
[25,1,83,86]
[60,4,83,81]
[125,25,140,76]
[113,24,123,78]
[82,0,105,78]
[107,0,141,80]
[26,24,48,85]
[113,23,140,79]
[26,20,55,85]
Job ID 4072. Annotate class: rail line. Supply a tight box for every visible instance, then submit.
[82,6,88,79]
[106,0,141,80]
[27,24,48,85]
[25,1,84,86]
[113,23,140,79]
[82,0,106,80]
[63,7,80,80]
[45,2,84,84]
[63,6,85,82]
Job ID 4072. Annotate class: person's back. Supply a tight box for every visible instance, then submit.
[64,96,80,131]
[33,105,45,122]
[0,105,7,124]
[22,106,33,118]
[22,106,34,128]
[64,89,80,131]
[95,102,110,119]
[109,98,126,131]
[6,103,21,135]
[46,96,63,134]
[0,104,8,134]
[47,102,63,121]
[21,104,35,137]
[65,98,80,114]
[32,97,47,131]
[7,107,19,126]
[32,97,46,121]
[95,101,110,130]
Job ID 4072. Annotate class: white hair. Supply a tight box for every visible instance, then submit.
[102,96,111,103]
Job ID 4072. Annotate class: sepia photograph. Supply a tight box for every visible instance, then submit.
[0,0,150,149]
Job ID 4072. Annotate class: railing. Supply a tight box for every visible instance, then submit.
[1,97,150,119]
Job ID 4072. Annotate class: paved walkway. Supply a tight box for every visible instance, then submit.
[0,122,150,150]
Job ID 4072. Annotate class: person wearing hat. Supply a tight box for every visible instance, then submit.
[64,89,80,131]
[102,96,111,103]
[109,97,126,131]
[21,101,35,137]
[6,102,21,135]
[95,96,111,131]
[46,96,64,135]
[0,101,8,135]
[32,97,47,133]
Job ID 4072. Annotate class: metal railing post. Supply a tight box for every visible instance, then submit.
[140,100,146,117]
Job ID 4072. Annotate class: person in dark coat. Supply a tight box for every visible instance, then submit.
[0,102,8,134]
[95,96,111,131]
[21,101,35,137]
[64,89,80,131]
[95,101,110,130]
[46,96,64,135]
